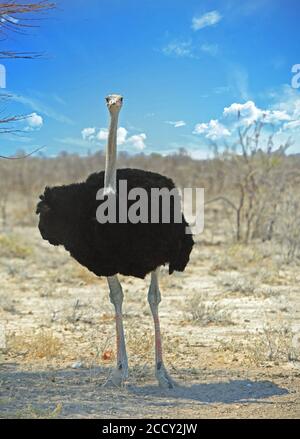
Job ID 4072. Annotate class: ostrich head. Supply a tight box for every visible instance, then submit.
[105,94,123,114]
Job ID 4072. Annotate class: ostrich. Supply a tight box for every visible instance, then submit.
[36,94,194,388]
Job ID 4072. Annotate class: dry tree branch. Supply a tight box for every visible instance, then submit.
[205,196,238,211]
[0,50,45,58]
[0,112,29,134]
[0,2,56,141]
[0,1,55,58]
[0,113,28,124]
[0,144,44,159]
[0,1,55,21]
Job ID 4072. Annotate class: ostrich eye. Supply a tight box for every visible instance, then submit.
[120,97,123,102]
[105,97,110,103]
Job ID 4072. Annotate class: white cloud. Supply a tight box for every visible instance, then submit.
[127,133,146,150]
[82,126,146,150]
[95,127,128,145]
[162,39,219,59]
[117,127,128,145]
[162,40,193,58]
[81,127,96,141]
[264,110,291,124]
[193,88,300,147]
[25,112,43,131]
[283,120,300,131]
[223,100,292,126]
[97,129,108,141]
[269,85,300,121]
[192,11,222,31]
[166,120,186,128]
[223,101,262,125]
[193,119,230,140]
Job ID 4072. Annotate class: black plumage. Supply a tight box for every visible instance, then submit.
[36,168,194,279]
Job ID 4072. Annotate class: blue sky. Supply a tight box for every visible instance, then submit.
[1,0,300,158]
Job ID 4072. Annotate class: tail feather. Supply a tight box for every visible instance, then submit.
[169,232,194,274]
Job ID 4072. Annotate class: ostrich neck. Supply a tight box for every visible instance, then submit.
[104,112,119,192]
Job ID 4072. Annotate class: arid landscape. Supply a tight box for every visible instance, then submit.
[0,151,300,419]
[0,0,299,422]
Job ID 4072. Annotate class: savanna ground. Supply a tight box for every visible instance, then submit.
[0,226,299,419]
[0,148,300,418]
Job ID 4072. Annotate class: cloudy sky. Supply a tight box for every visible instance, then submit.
[0,0,299,158]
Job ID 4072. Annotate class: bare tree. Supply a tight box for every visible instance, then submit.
[207,118,293,242]
[0,1,55,60]
[0,1,55,156]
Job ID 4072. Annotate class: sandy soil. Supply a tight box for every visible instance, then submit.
[0,227,299,418]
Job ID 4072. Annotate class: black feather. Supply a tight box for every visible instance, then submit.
[36,168,194,279]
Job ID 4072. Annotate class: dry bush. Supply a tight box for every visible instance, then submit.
[210,254,240,273]
[210,244,264,273]
[186,294,234,326]
[218,273,258,296]
[65,299,93,325]
[275,190,300,262]
[210,242,282,281]
[208,120,293,243]
[218,273,280,298]
[0,233,32,258]
[7,330,63,360]
[4,403,62,420]
[218,324,299,365]
[248,266,282,286]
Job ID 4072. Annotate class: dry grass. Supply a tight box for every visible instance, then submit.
[217,324,300,365]
[218,274,257,296]
[218,273,280,298]
[210,243,282,273]
[3,403,62,420]
[186,294,234,326]
[0,151,299,418]
[0,228,299,418]
[0,296,16,313]
[72,265,98,284]
[0,234,32,259]
[250,266,283,286]
[7,330,63,360]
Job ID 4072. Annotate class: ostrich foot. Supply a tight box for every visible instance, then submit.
[156,363,176,389]
[103,364,128,388]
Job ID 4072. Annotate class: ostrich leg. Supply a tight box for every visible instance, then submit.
[105,275,128,386]
[148,268,175,389]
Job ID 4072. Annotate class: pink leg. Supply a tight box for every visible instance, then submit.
[104,275,128,386]
[148,269,175,388]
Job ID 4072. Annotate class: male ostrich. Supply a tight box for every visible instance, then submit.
[36,94,194,388]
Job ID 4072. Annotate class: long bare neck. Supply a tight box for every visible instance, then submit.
[104,111,119,193]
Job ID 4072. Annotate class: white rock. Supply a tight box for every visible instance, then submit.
[71,361,83,369]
